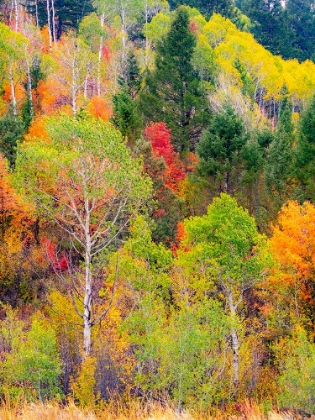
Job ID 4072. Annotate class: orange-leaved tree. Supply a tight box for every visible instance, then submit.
[269,200,315,329]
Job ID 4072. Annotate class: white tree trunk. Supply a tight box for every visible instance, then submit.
[83,202,92,357]
[35,0,39,27]
[13,0,19,32]
[227,291,240,394]
[72,61,77,116]
[9,65,17,117]
[97,13,105,97]
[51,0,57,42]
[46,0,53,52]
[144,0,149,68]
[26,61,33,118]
[121,6,127,71]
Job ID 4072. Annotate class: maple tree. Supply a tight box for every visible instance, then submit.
[144,122,186,194]
[269,200,315,329]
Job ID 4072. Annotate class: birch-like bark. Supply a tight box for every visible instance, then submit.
[26,61,33,118]
[51,0,57,42]
[72,61,77,116]
[13,0,19,32]
[227,291,240,394]
[97,13,105,96]
[144,0,149,68]
[35,0,39,27]
[9,64,17,117]
[121,5,127,72]
[46,0,53,52]
[83,209,92,357]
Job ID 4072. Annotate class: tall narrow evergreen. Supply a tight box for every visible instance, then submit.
[140,7,208,153]
[112,52,142,145]
[197,105,247,195]
[264,91,295,207]
[295,95,315,200]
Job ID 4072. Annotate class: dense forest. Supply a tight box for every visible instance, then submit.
[1,0,315,416]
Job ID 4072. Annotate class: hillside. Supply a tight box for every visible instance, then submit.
[1,0,315,416]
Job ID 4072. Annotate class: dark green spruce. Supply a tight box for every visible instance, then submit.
[140,7,209,154]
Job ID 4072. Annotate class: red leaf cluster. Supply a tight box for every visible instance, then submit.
[144,122,186,193]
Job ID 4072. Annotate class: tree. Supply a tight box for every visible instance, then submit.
[0,112,25,166]
[25,0,94,39]
[0,308,62,401]
[143,122,186,194]
[112,52,142,144]
[264,91,295,210]
[140,7,208,153]
[269,200,315,329]
[295,95,315,201]
[276,327,315,413]
[179,194,267,394]
[197,105,247,195]
[14,114,152,357]
[168,0,234,19]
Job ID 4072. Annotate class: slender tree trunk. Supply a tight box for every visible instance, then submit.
[46,0,53,52]
[9,64,17,117]
[144,0,149,68]
[35,0,39,27]
[84,68,89,100]
[26,60,33,119]
[14,0,19,31]
[97,14,105,97]
[72,61,77,116]
[51,0,56,42]
[121,6,127,73]
[83,210,92,357]
[227,291,240,395]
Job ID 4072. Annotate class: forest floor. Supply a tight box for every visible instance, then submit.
[0,400,311,420]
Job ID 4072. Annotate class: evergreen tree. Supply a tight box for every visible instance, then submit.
[25,0,94,38]
[197,105,247,195]
[168,0,234,19]
[286,0,315,62]
[237,0,291,58]
[265,91,295,207]
[295,95,315,200]
[0,112,25,166]
[140,7,208,153]
[112,52,142,144]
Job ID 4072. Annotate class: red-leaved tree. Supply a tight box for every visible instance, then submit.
[144,122,186,193]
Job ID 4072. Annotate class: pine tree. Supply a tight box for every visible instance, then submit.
[265,91,295,207]
[295,95,315,200]
[237,0,291,58]
[197,105,247,195]
[25,0,94,38]
[168,0,234,19]
[0,112,25,166]
[140,7,208,153]
[286,0,315,62]
[112,52,142,145]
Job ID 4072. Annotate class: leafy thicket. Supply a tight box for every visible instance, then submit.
[1,0,315,414]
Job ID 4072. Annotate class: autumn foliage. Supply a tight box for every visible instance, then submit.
[144,122,186,193]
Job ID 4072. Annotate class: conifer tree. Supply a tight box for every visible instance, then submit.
[265,91,295,206]
[168,0,234,19]
[140,7,208,153]
[197,105,247,195]
[112,52,142,144]
[295,95,315,200]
